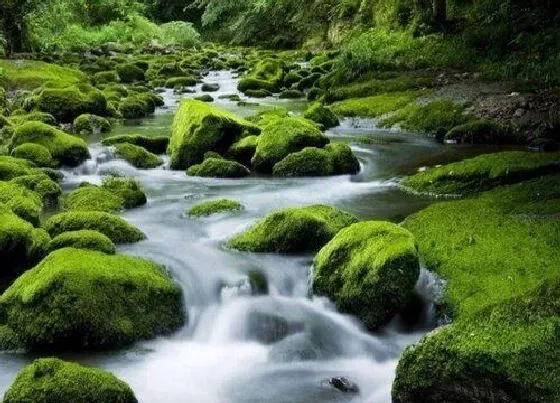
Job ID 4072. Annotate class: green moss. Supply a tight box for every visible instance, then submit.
[201,83,220,92]
[36,86,108,123]
[9,122,90,167]
[73,114,111,134]
[3,358,137,403]
[188,199,244,217]
[283,72,303,88]
[252,116,329,173]
[64,186,124,212]
[238,59,285,94]
[49,230,116,255]
[11,143,54,167]
[11,173,62,206]
[295,73,322,91]
[325,143,361,175]
[272,147,334,177]
[445,119,516,144]
[330,92,418,118]
[0,60,86,90]
[238,79,276,94]
[102,135,169,155]
[118,94,159,119]
[0,156,33,180]
[168,99,260,170]
[1,248,184,351]
[279,89,305,99]
[227,135,259,166]
[44,211,145,244]
[303,103,339,129]
[93,70,120,85]
[116,63,145,83]
[313,221,419,330]
[194,95,214,102]
[186,158,250,178]
[0,181,43,225]
[114,143,163,169]
[165,76,197,88]
[245,89,273,98]
[402,151,560,195]
[101,177,147,209]
[8,112,56,127]
[0,325,23,351]
[228,204,358,253]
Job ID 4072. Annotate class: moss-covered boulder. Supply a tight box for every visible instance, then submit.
[188,199,244,217]
[116,63,145,83]
[0,181,43,225]
[313,221,420,330]
[64,185,124,212]
[186,158,250,178]
[228,205,358,253]
[44,211,145,244]
[279,89,305,99]
[0,248,184,351]
[118,93,162,119]
[0,208,50,275]
[252,116,329,173]
[445,120,515,144]
[303,104,339,129]
[168,100,260,169]
[114,143,163,169]
[227,135,259,166]
[11,143,54,167]
[165,76,197,88]
[3,358,137,403]
[0,156,33,180]
[245,89,272,98]
[93,70,120,85]
[11,173,62,206]
[101,177,147,209]
[102,134,169,155]
[73,114,111,134]
[9,122,90,167]
[201,83,220,92]
[238,59,285,94]
[325,143,361,175]
[8,111,57,127]
[36,86,107,123]
[49,230,115,254]
[272,147,334,177]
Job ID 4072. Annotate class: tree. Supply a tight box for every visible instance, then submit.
[0,0,40,56]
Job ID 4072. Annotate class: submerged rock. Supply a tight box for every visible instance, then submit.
[246,312,304,344]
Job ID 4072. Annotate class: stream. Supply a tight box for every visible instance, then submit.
[0,70,496,402]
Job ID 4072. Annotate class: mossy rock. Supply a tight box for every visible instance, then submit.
[303,104,339,129]
[0,208,50,275]
[272,147,334,177]
[227,135,259,166]
[194,94,214,103]
[0,156,33,180]
[186,158,250,178]
[283,72,303,88]
[64,185,124,212]
[49,230,116,254]
[201,83,220,92]
[252,116,329,173]
[9,122,90,167]
[228,204,358,253]
[8,111,57,127]
[0,248,184,351]
[119,95,159,119]
[0,181,43,225]
[402,151,560,195]
[36,86,108,123]
[325,143,361,175]
[114,143,163,169]
[73,114,111,134]
[279,89,305,99]
[116,63,145,83]
[3,358,137,403]
[168,99,260,170]
[43,211,145,244]
[188,199,244,217]
[101,177,147,209]
[313,221,420,330]
[245,89,272,98]
[11,173,62,206]
[445,120,516,144]
[11,143,54,167]
[238,79,277,94]
[165,76,197,88]
[102,134,169,154]
[93,70,120,85]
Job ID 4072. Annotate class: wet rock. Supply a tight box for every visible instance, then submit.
[326,377,360,394]
[268,333,320,362]
[202,83,220,92]
[246,312,304,344]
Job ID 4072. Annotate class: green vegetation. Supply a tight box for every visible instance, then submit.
[64,185,124,212]
[73,114,111,134]
[331,92,418,118]
[228,204,357,253]
[36,86,108,123]
[3,358,137,403]
[168,99,260,169]
[402,152,560,195]
[238,59,285,94]
[11,143,54,167]
[0,60,85,90]
[11,173,62,204]
[445,120,515,144]
[102,135,169,155]
[187,158,250,178]
[0,181,43,225]
[44,211,145,243]
[101,177,147,209]
[302,104,339,129]
[49,230,116,254]
[313,221,420,330]
[114,143,164,169]
[0,248,185,351]
[188,199,244,217]
[226,135,259,166]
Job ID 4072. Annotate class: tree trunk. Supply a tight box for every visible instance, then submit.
[432,0,446,24]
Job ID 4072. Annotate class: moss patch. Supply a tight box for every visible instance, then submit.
[188,199,244,217]
[114,143,163,169]
[73,114,111,134]
[445,119,516,144]
[36,86,108,123]
[227,135,259,166]
[49,230,116,254]
[64,185,125,212]
[101,177,147,209]
[186,158,250,178]
[303,103,339,129]
[11,143,54,167]
[101,134,169,155]
[0,60,86,90]
[0,181,43,225]
[330,92,418,118]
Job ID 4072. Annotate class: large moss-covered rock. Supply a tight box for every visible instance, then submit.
[252,116,329,173]
[114,143,163,168]
[49,230,115,254]
[272,147,334,177]
[101,177,147,209]
[186,158,250,178]
[101,135,169,154]
[64,185,125,212]
[227,135,258,166]
[313,221,420,330]
[116,63,145,83]
[36,86,108,123]
[9,122,90,167]
[11,143,55,167]
[238,59,285,94]
[0,181,43,225]
[44,211,145,244]
[168,100,260,170]
[325,143,361,175]
[3,358,137,403]
[228,205,358,253]
[0,248,184,351]
[303,103,339,129]
[0,156,33,180]
[73,114,111,134]
[11,173,62,207]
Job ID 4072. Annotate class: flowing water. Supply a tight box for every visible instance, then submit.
[0,71,499,402]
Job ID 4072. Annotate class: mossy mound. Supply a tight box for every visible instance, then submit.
[0,181,43,225]
[168,99,260,170]
[0,156,33,180]
[64,185,125,212]
[114,143,163,169]
[116,63,145,83]
[244,89,272,98]
[102,135,169,155]
[0,60,85,90]
[165,76,197,88]
[8,111,57,127]
[11,143,54,167]
[252,116,329,173]
[11,173,62,206]
[186,158,250,178]
[9,122,90,167]
[238,59,285,94]
[194,95,214,103]
[313,221,420,330]
[73,114,111,134]
[227,135,259,166]
[330,92,417,119]
[0,248,184,351]
[228,204,358,253]
[101,177,147,209]
[402,151,560,195]
[93,70,120,85]
[279,89,305,99]
[272,147,334,177]
[49,230,116,254]
[44,211,145,244]
[188,199,244,217]
[0,208,50,275]
[325,143,361,175]
[445,120,516,144]
[118,93,162,119]
[303,104,339,129]
[36,86,108,123]
[3,358,137,403]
